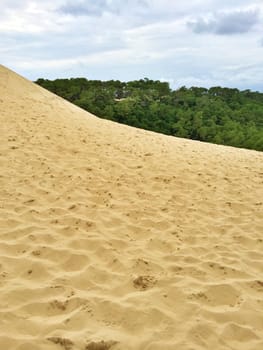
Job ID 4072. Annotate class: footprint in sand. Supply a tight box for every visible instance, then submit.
[85,340,118,350]
[133,275,157,291]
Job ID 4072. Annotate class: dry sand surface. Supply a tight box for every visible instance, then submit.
[0,64,263,350]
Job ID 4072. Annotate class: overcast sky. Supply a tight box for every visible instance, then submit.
[1,0,263,90]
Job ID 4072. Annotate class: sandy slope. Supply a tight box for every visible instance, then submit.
[0,64,263,350]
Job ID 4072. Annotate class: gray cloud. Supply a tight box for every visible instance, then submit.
[189,9,259,35]
[59,0,109,17]
[58,0,149,17]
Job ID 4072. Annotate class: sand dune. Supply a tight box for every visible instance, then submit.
[0,64,263,350]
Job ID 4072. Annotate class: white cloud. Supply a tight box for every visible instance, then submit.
[0,1,68,33]
[0,0,263,91]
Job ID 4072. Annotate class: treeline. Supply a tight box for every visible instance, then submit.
[35,77,263,151]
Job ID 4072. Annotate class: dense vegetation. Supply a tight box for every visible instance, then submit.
[36,77,263,151]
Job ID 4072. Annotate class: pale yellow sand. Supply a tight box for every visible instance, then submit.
[0,64,263,350]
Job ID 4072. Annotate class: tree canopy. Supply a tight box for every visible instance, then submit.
[35,77,263,151]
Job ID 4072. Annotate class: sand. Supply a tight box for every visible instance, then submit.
[0,64,263,350]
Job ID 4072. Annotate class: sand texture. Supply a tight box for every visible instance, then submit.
[0,64,263,350]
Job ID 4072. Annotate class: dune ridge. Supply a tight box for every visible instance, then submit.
[0,64,263,350]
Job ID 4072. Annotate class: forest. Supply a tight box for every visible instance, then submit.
[35,77,263,151]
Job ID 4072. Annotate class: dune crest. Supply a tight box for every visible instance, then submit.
[0,65,263,350]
